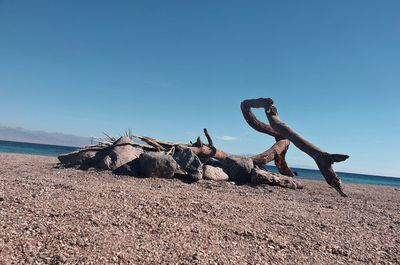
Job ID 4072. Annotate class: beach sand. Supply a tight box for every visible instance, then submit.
[0,153,399,264]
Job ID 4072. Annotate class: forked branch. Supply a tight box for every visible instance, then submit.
[241,98,349,197]
[250,139,295,177]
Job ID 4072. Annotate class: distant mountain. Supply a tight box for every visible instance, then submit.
[0,126,91,147]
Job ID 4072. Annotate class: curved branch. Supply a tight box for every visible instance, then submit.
[241,99,283,140]
[133,131,228,161]
[190,145,228,161]
[196,137,203,147]
[250,139,295,177]
[203,128,214,147]
[241,99,294,177]
[132,135,165,151]
[248,98,349,197]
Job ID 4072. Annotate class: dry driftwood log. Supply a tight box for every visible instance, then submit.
[250,139,294,177]
[57,97,348,195]
[58,98,346,195]
[241,103,295,177]
[58,125,304,189]
[241,98,349,197]
[133,128,294,172]
[132,128,229,161]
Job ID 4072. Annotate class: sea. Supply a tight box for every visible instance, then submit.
[1,140,400,187]
[0,140,78,157]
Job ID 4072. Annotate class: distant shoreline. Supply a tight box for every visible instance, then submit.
[0,139,79,158]
[1,140,399,187]
[0,126,91,147]
[0,139,80,149]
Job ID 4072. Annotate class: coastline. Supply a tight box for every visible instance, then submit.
[0,153,399,264]
[1,140,399,186]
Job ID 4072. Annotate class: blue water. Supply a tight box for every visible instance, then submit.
[0,140,79,157]
[266,166,400,187]
[1,140,399,187]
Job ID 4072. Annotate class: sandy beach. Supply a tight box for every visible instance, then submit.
[0,153,399,264]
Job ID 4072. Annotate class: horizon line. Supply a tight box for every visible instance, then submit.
[1,138,399,179]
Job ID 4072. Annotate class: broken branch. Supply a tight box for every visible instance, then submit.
[241,98,349,197]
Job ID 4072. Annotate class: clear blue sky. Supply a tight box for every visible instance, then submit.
[1,1,399,177]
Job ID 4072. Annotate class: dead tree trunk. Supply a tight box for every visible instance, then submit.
[133,129,229,161]
[133,128,290,170]
[241,98,349,197]
[250,139,295,177]
[241,101,295,177]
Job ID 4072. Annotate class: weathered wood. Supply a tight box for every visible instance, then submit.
[251,167,302,189]
[196,137,203,147]
[250,139,295,177]
[241,100,295,177]
[132,135,166,151]
[203,128,214,147]
[241,98,349,197]
[132,129,293,168]
[241,99,282,140]
[131,129,228,161]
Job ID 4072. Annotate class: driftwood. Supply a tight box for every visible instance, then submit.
[132,129,228,161]
[241,98,349,197]
[132,129,293,171]
[241,102,295,177]
[75,128,294,177]
[250,139,295,177]
[58,98,348,195]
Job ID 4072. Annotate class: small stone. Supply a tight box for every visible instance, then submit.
[222,156,254,182]
[113,159,140,176]
[58,149,98,167]
[203,165,229,181]
[251,168,301,189]
[138,152,178,179]
[173,148,203,181]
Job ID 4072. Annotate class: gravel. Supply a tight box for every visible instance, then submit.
[0,153,399,264]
